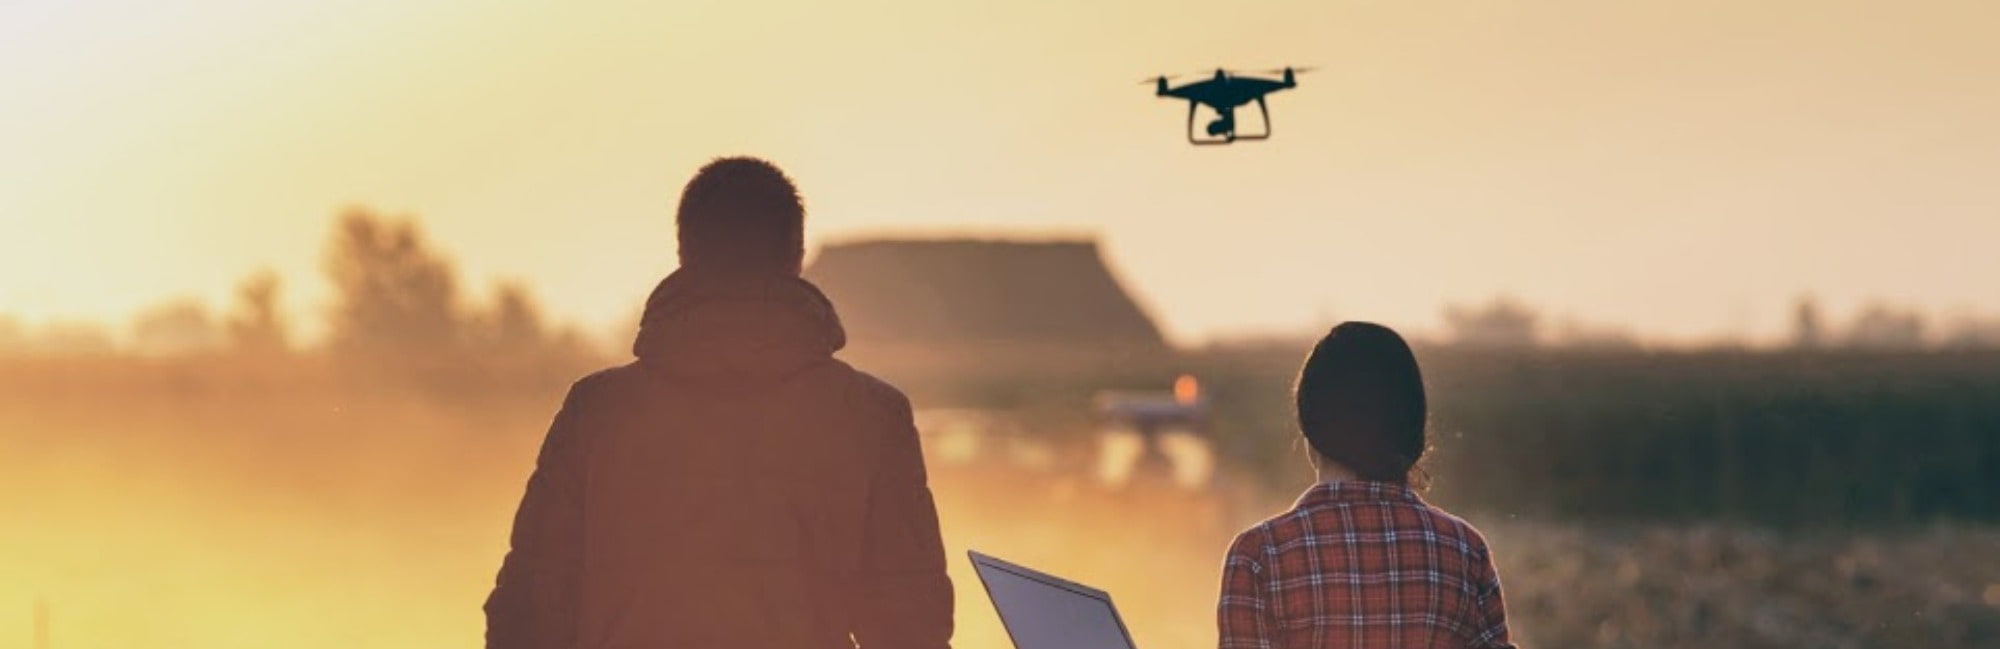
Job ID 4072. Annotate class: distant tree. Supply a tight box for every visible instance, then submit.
[131,298,222,356]
[1844,302,1928,350]
[1943,315,2000,350]
[1554,317,1640,351]
[37,321,115,356]
[226,269,290,355]
[322,208,467,358]
[1791,295,1825,350]
[0,314,22,356]
[1443,296,1541,348]
[476,280,547,351]
[472,281,603,368]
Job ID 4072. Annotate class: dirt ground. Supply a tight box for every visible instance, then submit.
[4,385,1997,648]
[930,464,2000,649]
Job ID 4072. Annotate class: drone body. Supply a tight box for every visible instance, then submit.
[1147,67,1307,145]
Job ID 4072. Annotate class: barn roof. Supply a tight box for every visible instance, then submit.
[805,238,1168,351]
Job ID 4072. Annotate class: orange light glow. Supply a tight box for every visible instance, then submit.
[1173,373,1200,405]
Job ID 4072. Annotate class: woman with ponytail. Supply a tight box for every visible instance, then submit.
[1216,322,1514,649]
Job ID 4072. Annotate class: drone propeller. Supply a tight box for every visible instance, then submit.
[1142,67,1312,85]
[1241,66,1318,76]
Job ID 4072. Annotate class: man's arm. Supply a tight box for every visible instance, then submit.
[850,390,954,649]
[485,382,591,649]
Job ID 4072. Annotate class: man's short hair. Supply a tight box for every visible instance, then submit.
[676,157,806,275]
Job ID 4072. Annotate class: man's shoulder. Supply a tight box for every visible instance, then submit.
[567,360,911,411]
[805,361,914,429]
[565,362,646,398]
[843,364,911,408]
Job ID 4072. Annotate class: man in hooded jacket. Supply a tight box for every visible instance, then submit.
[485,157,954,649]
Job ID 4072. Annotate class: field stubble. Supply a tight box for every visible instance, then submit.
[3,363,1998,648]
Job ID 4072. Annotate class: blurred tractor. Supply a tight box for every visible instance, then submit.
[1093,374,1214,492]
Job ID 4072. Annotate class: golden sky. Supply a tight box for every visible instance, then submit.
[4,0,1998,344]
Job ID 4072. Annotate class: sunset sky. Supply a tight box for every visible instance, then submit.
[4,0,1997,345]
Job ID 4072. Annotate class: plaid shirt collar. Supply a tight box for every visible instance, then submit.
[1294,480,1424,509]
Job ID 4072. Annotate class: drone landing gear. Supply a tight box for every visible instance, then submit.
[1185,102,1230,145]
[1184,97,1273,146]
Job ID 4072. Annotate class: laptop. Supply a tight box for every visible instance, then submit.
[968,550,1141,649]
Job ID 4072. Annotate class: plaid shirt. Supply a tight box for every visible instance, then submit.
[1218,481,1513,649]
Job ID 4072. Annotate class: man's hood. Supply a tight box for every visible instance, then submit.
[631,270,846,380]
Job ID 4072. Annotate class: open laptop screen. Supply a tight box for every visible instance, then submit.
[969,551,1138,649]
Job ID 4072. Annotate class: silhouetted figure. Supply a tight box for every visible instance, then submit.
[486,158,953,649]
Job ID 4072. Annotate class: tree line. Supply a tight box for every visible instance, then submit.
[0,208,595,364]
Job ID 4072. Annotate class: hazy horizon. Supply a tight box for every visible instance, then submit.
[0,213,1981,351]
[6,0,1998,346]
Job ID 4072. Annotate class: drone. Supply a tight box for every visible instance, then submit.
[1146,67,1310,145]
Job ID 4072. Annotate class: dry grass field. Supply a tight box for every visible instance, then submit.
[3,359,1998,648]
